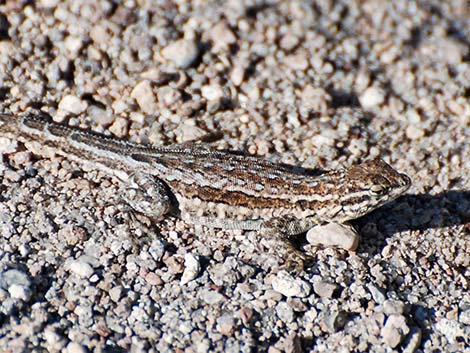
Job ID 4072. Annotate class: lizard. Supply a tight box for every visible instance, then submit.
[0,113,411,269]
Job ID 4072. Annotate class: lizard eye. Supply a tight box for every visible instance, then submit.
[370,184,387,195]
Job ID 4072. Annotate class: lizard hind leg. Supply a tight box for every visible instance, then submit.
[261,216,323,272]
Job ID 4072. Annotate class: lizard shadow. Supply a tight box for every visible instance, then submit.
[353,190,470,255]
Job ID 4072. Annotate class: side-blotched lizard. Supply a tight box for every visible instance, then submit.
[0,113,411,268]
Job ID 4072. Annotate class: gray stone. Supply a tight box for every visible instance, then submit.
[272,271,311,298]
[276,302,294,323]
[161,38,199,69]
[313,281,338,299]
[381,314,410,348]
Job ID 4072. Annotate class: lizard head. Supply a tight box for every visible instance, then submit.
[338,159,411,221]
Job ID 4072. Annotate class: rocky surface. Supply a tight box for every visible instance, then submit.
[0,1,469,352]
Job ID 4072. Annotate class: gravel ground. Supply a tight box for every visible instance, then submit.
[1,1,469,352]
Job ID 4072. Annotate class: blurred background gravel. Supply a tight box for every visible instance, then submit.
[0,1,469,352]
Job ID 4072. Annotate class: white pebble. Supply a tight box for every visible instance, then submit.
[272,270,311,298]
[131,80,157,114]
[180,253,201,285]
[306,223,359,251]
[58,95,88,115]
[70,260,94,278]
[359,86,385,109]
[8,284,31,301]
[161,38,199,69]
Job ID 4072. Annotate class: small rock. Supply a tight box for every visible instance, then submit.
[180,253,200,285]
[0,137,18,153]
[383,299,405,315]
[40,0,60,8]
[145,272,163,286]
[64,36,83,57]
[402,326,422,353]
[435,318,465,344]
[64,341,87,353]
[381,314,410,348]
[131,80,157,114]
[44,328,66,351]
[202,289,225,305]
[322,310,348,332]
[405,125,425,140]
[313,281,338,299]
[283,332,302,353]
[208,258,240,286]
[459,309,470,325]
[239,306,253,325]
[359,86,385,109]
[366,284,386,304]
[217,313,235,336]
[300,85,331,112]
[276,301,294,323]
[306,223,359,250]
[280,33,300,51]
[272,271,311,298]
[0,269,32,301]
[58,95,88,115]
[108,117,128,137]
[149,239,165,262]
[8,284,31,301]
[230,62,245,86]
[285,52,309,71]
[69,259,94,278]
[201,84,225,102]
[208,22,236,52]
[161,38,199,69]
[108,286,122,303]
[164,255,184,274]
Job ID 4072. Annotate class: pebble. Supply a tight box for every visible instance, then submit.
[359,86,385,109]
[108,117,128,137]
[284,52,309,71]
[435,318,465,344]
[322,310,348,332]
[283,332,302,353]
[130,80,158,114]
[271,271,311,298]
[8,283,32,301]
[313,281,338,299]
[383,299,405,315]
[202,289,225,305]
[149,239,165,262]
[216,313,235,336]
[58,95,88,115]
[405,124,425,140]
[280,33,300,52]
[180,253,201,285]
[276,301,295,323]
[208,22,236,52]
[366,284,386,304]
[69,259,94,278]
[64,342,87,353]
[201,84,225,102]
[381,314,410,348]
[459,309,470,325]
[0,269,32,302]
[402,326,422,353]
[161,38,199,69]
[306,223,359,251]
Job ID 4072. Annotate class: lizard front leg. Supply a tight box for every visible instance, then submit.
[120,171,175,221]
